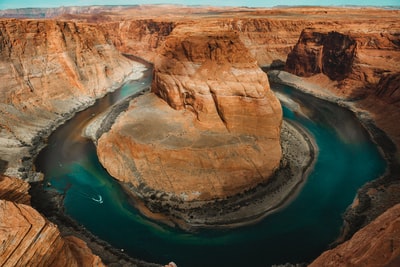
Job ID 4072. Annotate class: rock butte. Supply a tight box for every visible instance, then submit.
[97,29,282,206]
[0,5,399,266]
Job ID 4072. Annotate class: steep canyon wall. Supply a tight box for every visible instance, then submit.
[0,19,140,179]
[0,18,140,266]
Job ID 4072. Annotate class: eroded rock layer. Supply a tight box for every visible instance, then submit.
[0,199,104,267]
[0,175,104,267]
[285,28,400,97]
[0,18,141,178]
[96,28,282,222]
[0,175,30,205]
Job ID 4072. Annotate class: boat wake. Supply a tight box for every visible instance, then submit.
[92,194,103,204]
[69,186,104,204]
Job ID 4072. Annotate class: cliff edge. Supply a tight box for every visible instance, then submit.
[0,18,142,179]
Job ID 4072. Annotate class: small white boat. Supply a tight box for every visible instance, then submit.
[92,194,103,204]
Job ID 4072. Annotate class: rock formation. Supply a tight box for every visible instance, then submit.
[96,28,282,225]
[285,27,400,97]
[102,19,175,62]
[0,175,104,266]
[0,199,104,267]
[310,203,400,266]
[286,30,357,80]
[375,73,400,104]
[0,18,142,179]
[0,175,30,204]
[0,18,144,267]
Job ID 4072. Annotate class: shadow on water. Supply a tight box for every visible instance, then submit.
[34,67,386,267]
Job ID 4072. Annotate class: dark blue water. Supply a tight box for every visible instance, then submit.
[36,73,386,266]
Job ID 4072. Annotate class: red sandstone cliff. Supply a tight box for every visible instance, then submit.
[0,19,141,178]
[98,7,400,70]
[285,28,400,97]
[286,30,357,80]
[0,19,141,266]
[151,28,282,138]
[101,19,175,62]
[0,199,104,267]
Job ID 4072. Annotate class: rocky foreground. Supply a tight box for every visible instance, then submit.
[0,175,104,266]
[0,5,399,266]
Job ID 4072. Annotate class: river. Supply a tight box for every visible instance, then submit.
[35,63,386,267]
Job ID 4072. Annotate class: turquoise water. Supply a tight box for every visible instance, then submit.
[36,75,386,266]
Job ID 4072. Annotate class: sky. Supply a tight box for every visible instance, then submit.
[0,0,399,10]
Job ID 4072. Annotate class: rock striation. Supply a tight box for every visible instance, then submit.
[0,199,104,267]
[0,175,105,267]
[0,18,145,267]
[0,18,143,179]
[102,19,175,62]
[0,175,30,205]
[286,30,357,81]
[96,28,282,227]
[375,72,400,105]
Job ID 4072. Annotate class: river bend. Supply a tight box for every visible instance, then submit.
[35,63,386,267]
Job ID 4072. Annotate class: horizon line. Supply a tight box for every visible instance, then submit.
[1,3,400,11]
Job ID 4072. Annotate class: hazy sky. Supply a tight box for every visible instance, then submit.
[0,0,399,10]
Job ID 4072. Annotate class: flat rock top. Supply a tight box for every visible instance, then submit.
[98,92,281,201]
[119,93,255,149]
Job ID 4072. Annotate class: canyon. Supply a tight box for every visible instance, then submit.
[0,5,399,266]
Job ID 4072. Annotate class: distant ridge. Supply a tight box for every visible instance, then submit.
[1,4,399,18]
[0,5,136,18]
